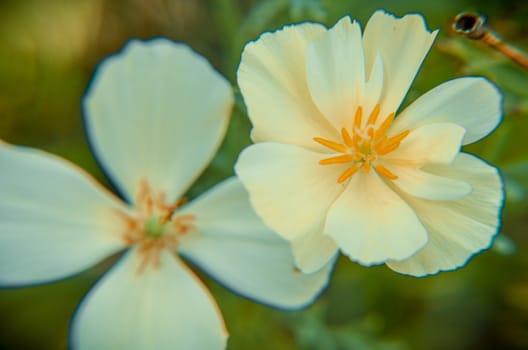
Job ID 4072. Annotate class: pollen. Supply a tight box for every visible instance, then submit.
[116,179,196,274]
[313,104,409,183]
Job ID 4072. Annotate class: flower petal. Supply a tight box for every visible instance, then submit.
[0,144,127,286]
[390,165,472,201]
[84,39,233,203]
[178,178,334,309]
[386,153,503,276]
[389,77,503,145]
[291,229,339,274]
[386,123,465,165]
[305,16,366,131]
[362,10,438,116]
[325,171,428,265]
[237,22,338,149]
[72,250,227,350]
[235,142,346,241]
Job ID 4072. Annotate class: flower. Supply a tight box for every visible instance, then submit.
[0,39,333,349]
[235,10,504,276]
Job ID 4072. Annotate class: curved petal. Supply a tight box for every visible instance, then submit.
[235,142,346,241]
[362,54,385,116]
[390,77,503,145]
[390,165,472,201]
[72,250,227,350]
[237,22,338,149]
[84,39,233,204]
[305,16,366,131]
[386,153,503,276]
[291,229,339,274]
[178,178,334,309]
[325,171,428,265]
[362,10,438,116]
[0,144,127,286]
[386,123,465,165]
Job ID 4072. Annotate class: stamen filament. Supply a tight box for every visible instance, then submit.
[386,129,410,144]
[375,142,400,156]
[367,103,381,126]
[341,128,354,147]
[374,130,410,155]
[119,179,196,275]
[313,105,410,184]
[373,112,395,140]
[319,154,358,165]
[338,163,361,183]
[353,106,363,129]
[374,164,398,180]
[352,134,361,151]
[313,137,348,153]
[363,160,371,173]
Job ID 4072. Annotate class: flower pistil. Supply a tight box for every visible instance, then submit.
[116,179,196,274]
[314,104,410,183]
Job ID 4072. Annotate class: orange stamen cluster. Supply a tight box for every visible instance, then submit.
[314,104,410,183]
[116,179,196,274]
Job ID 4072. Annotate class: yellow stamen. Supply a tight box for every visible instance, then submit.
[375,142,400,156]
[319,154,358,165]
[374,164,398,180]
[313,137,347,153]
[313,104,410,184]
[118,179,196,275]
[351,134,361,152]
[353,106,363,129]
[338,163,362,183]
[374,130,410,155]
[373,112,395,140]
[363,160,371,173]
[173,214,196,233]
[341,128,354,147]
[367,103,381,126]
[387,129,411,144]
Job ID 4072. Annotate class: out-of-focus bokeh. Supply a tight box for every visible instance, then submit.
[1,0,527,349]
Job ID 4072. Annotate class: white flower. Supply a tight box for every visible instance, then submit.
[235,11,504,276]
[0,39,333,349]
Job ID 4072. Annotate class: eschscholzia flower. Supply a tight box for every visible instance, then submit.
[235,10,504,276]
[0,39,333,350]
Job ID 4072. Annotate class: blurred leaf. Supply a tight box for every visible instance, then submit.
[479,120,512,163]
[504,175,526,203]
[502,159,528,206]
[290,0,327,21]
[492,234,517,256]
[238,0,289,40]
[502,160,528,176]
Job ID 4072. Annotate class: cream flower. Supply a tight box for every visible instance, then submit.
[235,11,504,276]
[0,39,333,349]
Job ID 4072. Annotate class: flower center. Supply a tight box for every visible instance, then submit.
[313,104,410,183]
[116,179,196,274]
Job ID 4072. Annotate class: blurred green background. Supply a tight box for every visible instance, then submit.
[1,0,528,349]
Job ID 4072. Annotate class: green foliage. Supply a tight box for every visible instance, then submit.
[1,0,528,349]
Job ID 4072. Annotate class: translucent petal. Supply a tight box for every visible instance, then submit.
[72,250,227,350]
[84,39,233,203]
[237,23,338,149]
[235,142,346,241]
[291,229,339,274]
[0,144,127,286]
[178,178,334,309]
[390,77,503,145]
[363,10,438,116]
[325,171,428,265]
[305,16,366,131]
[390,165,472,200]
[386,123,465,165]
[386,153,503,276]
